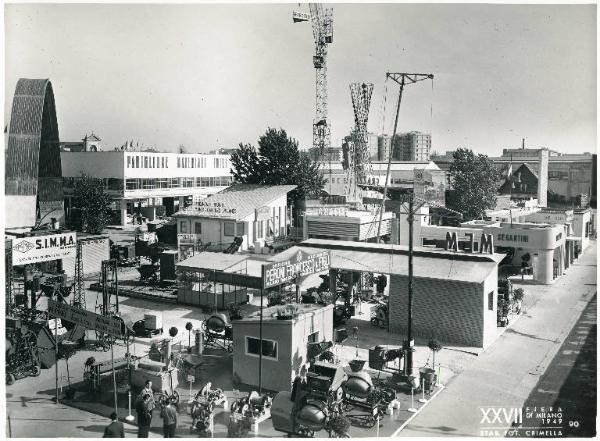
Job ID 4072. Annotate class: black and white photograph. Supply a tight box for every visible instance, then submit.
[3,1,597,438]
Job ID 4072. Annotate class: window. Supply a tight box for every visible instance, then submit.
[245,336,278,360]
[194,222,202,234]
[135,156,140,168]
[236,222,245,235]
[180,221,188,233]
[308,331,319,344]
[127,156,132,168]
[224,222,235,236]
[488,291,494,311]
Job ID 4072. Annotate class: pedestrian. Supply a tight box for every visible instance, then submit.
[136,394,153,438]
[138,380,156,412]
[160,398,178,438]
[103,412,124,438]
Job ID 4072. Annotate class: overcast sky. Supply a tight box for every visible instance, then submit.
[4,3,597,156]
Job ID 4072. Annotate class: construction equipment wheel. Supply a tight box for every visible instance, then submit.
[171,391,180,406]
[6,373,15,385]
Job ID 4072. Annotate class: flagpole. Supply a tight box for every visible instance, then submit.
[509,153,513,228]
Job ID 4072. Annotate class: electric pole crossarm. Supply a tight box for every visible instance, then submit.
[387,73,434,85]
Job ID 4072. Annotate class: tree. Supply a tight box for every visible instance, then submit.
[447,148,501,221]
[230,128,326,202]
[72,174,113,234]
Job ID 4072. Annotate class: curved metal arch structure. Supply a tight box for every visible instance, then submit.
[5,78,64,229]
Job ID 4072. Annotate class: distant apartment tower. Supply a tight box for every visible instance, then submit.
[377,135,393,161]
[343,132,379,161]
[393,131,432,161]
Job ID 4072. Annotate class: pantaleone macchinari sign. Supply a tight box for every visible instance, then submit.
[47,299,123,337]
[11,232,77,266]
[262,250,331,289]
[194,200,237,218]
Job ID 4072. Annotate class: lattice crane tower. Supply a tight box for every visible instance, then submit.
[345,82,374,202]
[293,3,333,153]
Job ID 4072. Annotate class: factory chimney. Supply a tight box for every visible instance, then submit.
[537,148,549,207]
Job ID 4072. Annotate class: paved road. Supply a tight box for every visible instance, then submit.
[511,294,596,437]
[399,242,597,437]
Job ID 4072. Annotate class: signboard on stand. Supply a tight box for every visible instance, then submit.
[48,299,123,337]
[262,250,331,289]
[11,232,77,266]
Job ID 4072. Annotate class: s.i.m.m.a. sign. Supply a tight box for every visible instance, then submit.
[11,232,77,266]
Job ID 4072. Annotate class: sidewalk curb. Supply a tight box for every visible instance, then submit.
[391,385,446,437]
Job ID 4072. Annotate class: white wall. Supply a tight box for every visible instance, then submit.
[61,151,125,178]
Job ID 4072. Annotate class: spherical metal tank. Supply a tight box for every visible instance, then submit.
[271,391,295,434]
[343,371,373,399]
[295,401,327,431]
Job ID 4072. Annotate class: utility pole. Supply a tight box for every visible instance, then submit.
[398,192,462,379]
[376,73,434,242]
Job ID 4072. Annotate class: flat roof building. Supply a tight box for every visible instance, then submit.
[61,150,233,225]
[273,239,504,348]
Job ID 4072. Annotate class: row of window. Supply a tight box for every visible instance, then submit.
[127,155,170,169]
[63,177,123,191]
[180,220,246,236]
[125,176,232,190]
[126,155,230,170]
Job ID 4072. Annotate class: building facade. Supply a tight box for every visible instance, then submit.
[393,131,432,161]
[232,304,334,392]
[61,150,233,225]
[174,185,295,255]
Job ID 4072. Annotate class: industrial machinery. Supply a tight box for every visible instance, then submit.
[190,383,227,433]
[223,237,243,254]
[6,318,41,385]
[83,355,130,392]
[271,361,347,437]
[201,313,233,352]
[137,264,159,284]
[230,391,272,420]
[109,241,139,267]
[132,313,164,338]
[341,361,395,427]
[368,345,403,373]
[369,301,388,328]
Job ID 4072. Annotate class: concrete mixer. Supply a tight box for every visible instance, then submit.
[341,360,396,428]
[271,362,348,437]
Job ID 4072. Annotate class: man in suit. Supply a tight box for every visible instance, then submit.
[103,412,124,438]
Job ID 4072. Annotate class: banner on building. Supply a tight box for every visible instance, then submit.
[47,299,123,337]
[193,200,237,218]
[11,232,77,266]
[262,250,330,289]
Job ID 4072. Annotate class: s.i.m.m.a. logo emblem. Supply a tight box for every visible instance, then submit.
[13,240,34,253]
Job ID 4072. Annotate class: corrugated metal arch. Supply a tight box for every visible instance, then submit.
[5,78,64,226]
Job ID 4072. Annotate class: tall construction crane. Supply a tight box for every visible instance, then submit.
[344,82,374,202]
[293,4,333,154]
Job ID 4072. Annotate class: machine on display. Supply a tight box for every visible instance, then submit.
[201,313,233,352]
[5,317,41,385]
[271,361,347,437]
[341,359,395,428]
[190,382,227,433]
[230,391,273,421]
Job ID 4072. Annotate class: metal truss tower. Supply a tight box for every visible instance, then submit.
[73,241,85,309]
[345,82,374,202]
[294,3,333,153]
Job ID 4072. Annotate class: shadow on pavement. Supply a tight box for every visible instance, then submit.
[510,295,596,438]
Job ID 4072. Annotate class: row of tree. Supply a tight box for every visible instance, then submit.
[71,127,501,234]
